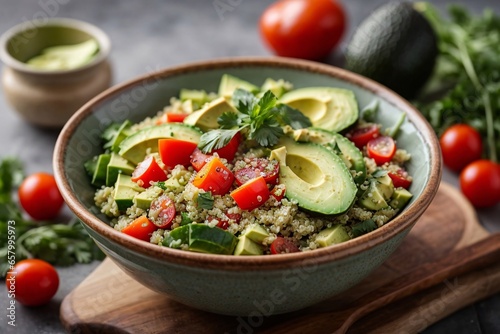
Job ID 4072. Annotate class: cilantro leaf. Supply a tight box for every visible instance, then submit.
[180,212,193,226]
[233,88,257,114]
[218,111,241,129]
[273,104,312,130]
[351,219,378,238]
[197,192,214,209]
[198,129,241,153]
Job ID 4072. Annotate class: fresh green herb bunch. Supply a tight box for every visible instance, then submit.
[0,158,104,278]
[198,89,312,152]
[418,3,500,162]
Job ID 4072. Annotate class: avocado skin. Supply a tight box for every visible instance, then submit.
[345,2,438,99]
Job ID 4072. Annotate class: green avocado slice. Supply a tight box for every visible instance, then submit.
[270,136,357,215]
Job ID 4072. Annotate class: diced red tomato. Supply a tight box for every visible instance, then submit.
[212,132,242,161]
[388,169,412,189]
[190,148,212,171]
[270,237,300,254]
[155,113,188,124]
[192,157,234,195]
[122,216,158,241]
[234,158,280,186]
[208,212,241,230]
[367,136,396,165]
[346,124,380,149]
[149,195,176,229]
[230,176,270,211]
[159,138,198,169]
[131,156,167,188]
[270,185,286,202]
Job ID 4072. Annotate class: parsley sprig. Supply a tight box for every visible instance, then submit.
[198,89,312,152]
[0,158,104,278]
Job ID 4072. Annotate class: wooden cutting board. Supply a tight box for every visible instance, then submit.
[60,182,500,334]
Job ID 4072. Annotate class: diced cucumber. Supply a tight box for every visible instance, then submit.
[188,224,238,255]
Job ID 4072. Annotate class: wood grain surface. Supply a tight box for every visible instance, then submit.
[60,183,500,334]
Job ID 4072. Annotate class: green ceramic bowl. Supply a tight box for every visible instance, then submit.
[53,58,441,316]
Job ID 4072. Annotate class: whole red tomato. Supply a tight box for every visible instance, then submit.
[259,0,346,60]
[6,259,59,307]
[440,124,483,172]
[459,160,500,208]
[18,173,64,220]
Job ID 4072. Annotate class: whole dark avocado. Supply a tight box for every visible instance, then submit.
[344,2,438,99]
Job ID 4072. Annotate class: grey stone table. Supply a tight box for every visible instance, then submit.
[0,0,498,333]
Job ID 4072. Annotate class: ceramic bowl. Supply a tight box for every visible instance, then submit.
[53,58,441,316]
[0,18,112,128]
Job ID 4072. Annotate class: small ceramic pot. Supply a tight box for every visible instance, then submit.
[0,18,112,128]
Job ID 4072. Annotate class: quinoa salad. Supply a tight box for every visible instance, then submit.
[85,75,413,255]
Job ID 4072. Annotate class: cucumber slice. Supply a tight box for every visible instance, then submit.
[188,224,237,255]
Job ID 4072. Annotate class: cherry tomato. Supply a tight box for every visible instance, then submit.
[192,157,234,195]
[230,176,270,211]
[149,195,176,229]
[158,138,198,169]
[388,169,412,189]
[131,156,167,188]
[459,160,500,208]
[270,237,300,254]
[18,172,64,220]
[367,136,397,166]
[6,259,59,306]
[271,185,286,202]
[155,113,188,124]
[259,0,346,60]
[208,212,241,230]
[212,132,241,162]
[190,148,212,172]
[346,124,380,149]
[440,124,483,172]
[122,216,158,241]
[234,158,280,186]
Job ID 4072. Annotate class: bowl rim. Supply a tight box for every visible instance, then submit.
[0,17,111,75]
[53,57,442,271]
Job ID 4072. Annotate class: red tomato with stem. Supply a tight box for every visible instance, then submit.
[388,169,412,189]
[131,156,167,188]
[459,160,500,208]
[149,195,176,229]
[346,124,380,149]
[18,172,64,220]
[192,157,234,195]
[122,216,158,241]
[259,0,346,60]
[159,138,198,169]
[270,237,300,254]
[367,136,397,166]
[440,124,483,172]
[230,176,270,211]
[234,158,280,186]
[6,259,59,306]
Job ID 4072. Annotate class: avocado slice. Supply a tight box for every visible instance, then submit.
[114,174,145,211]
[293,127,366,185]
[188,224,238,255]
[91,153,111,186]
[242,224,270,244]
[118,123,202,164]
[260,78,291,98]
[218,74,259,99]
[280,87,358,133]
[375,173,394,201]
[106,153,135,186]
[358,178,389,211]
[183,97,237,132]
[389,188,413,210]
[234,235,264,256]
[316,224,351,247]
[133,186,163,210]
[270,136,357,215]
